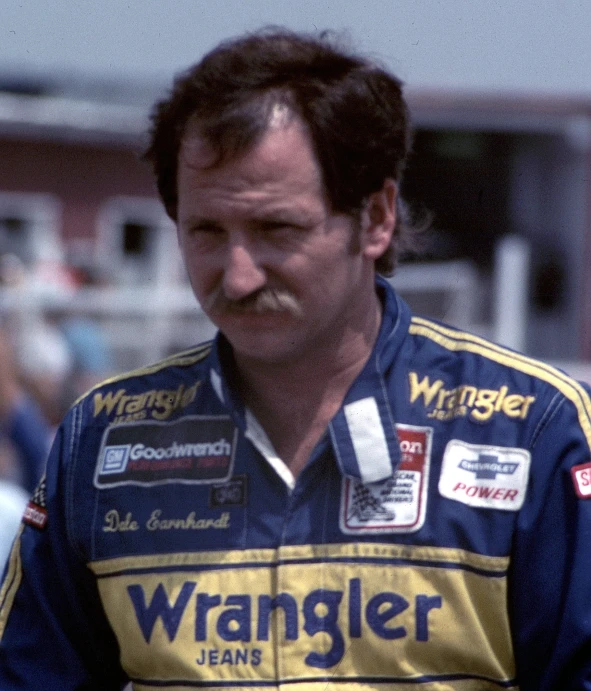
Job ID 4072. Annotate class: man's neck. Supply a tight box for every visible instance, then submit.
[232,292,383,477]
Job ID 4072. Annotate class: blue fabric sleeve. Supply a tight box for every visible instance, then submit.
[510,385,591,690]
[0,409,128,690]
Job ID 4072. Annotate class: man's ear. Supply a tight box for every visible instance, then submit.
[360,178,397,260]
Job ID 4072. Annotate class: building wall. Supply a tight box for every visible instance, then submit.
[0,139,157,244]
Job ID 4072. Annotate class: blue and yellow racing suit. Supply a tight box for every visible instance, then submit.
[1,277,591,690]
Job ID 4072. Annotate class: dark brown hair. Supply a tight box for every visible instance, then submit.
[145,28,417,274]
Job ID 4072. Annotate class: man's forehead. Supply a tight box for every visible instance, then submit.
[177,116,330,221]
[179,103,307,170]
[179,134,218,169]
[179,128,324,202]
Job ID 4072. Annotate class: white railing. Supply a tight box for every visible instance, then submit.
[0,259,484,373]
[0,284,215,372]
[2,251,588,385]
[390,259,483,332]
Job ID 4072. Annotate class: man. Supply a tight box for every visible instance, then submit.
[1,28,591,690]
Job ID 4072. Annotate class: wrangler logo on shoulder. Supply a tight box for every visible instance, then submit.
[409,371,535,422]
[94,416,236,488]
[93,382,200,423]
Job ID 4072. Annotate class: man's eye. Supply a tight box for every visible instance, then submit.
[260,222,299,232]
[189,223,223,234]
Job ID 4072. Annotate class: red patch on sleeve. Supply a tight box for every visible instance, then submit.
[22,475,48,529]
[22,501,48,529]
[571,462,591,499]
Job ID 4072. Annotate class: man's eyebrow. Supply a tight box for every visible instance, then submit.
[181,208,322,227]
[179,215,222,229]
[250,206,325,225]
[254,212,314,225]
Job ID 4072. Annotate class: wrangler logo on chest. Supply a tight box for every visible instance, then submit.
[93,382,200,422]
[409,372,535,422]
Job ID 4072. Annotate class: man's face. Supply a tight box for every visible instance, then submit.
[176,115,388,366]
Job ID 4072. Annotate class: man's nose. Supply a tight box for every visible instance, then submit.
[222,241,267,301]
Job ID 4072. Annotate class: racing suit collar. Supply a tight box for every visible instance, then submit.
[327,276,408,483]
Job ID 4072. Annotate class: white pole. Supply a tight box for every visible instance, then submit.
[493,235,531,353]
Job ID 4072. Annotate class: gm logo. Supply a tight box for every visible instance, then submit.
[101,445,131,475]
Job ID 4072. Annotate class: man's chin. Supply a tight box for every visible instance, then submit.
[224,330,302,365]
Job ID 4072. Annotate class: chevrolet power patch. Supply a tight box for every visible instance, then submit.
[94,416,237,488]
[439,439,530,510]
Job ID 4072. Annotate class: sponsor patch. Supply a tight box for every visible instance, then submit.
[90,544,513,686]
[340,424,432,534]
[94,416,237,488]
[209,475,248,508]
[571,461,591,499]
[93,382,200,422]
[408,371,536,422]
[22,475,48,530]
[439,439,530,510]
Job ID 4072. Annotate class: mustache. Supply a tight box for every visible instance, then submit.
[201,286,303,317]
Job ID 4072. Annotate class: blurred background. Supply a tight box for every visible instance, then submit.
[1,1,591,526]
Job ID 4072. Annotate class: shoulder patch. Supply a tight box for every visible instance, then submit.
[340,424,432,534]
[73,341,212,408]
[94,415,237,488]
[409,317,591,452]
[22,475,48,530]
[439,440,530,511]
[571,461,591,499]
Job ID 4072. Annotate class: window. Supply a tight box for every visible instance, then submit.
[0,192,63,269]
[96,197,183,286]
